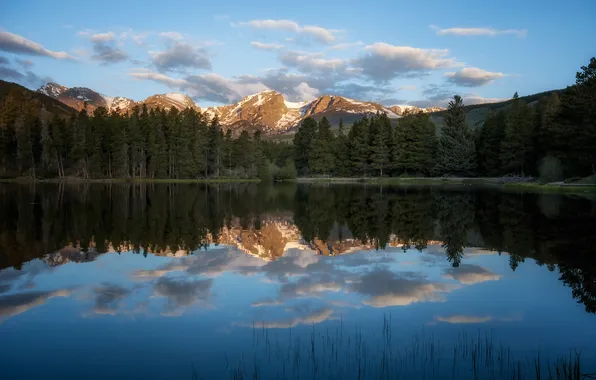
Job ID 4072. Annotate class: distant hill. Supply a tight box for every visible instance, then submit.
[1,80,77,120]
[428,89,564,131]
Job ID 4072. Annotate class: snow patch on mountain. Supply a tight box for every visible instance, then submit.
[284,100,308,109]
[165,93,189,104]
[38,83,68,98]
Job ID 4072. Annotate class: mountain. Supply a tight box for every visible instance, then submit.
[429,89,563,131]
[1,80,76,120]
[389,105,445,115]
[142,93,200,112]
[37,83,199,114]
[205,92,403,134]
[35,81,448,134]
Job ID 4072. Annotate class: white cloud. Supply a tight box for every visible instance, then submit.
[236,19,339,43]
[251,41,284,51]
[328,41,363,51]
[130,69,269,104]
[90,32,116,42]
[280,50,346,73]
[130,69,189,87]
[0,31,73,60]
[432,26,527,38]
[150,42,211,72]
[398,85,417,91]
[353,42,462,82]
[444,67,505,87]
[294,82,319,101]
[159,31,185,41]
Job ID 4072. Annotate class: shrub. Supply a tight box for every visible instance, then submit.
[538,155,563,183]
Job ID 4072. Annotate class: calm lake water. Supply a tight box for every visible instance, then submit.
[1,183,595,379]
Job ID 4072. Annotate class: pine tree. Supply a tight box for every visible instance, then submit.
[176,108,197,178]
[500,93,534,175]
[334,119,351,176]
[128,106,144,178]
[40,118,55,175]
[394,112,436,175]
[476,111,506,176]
[222,129,233,174]
[70,108,89,178]
[110,112,129,178]
[15,115,34,176]
[234,130,252,177]
[370,117,390,176]
[191,112,208,178]
[557,57,596,176]
[89,107,109,178]
[293,117,317,176]
[253,130,266,174]
[138,104,149,178]
[348,118,370,176]
[309,117,335,175]
[433,95,476,177]
[207,116,222,177]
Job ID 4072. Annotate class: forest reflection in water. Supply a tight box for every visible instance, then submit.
[1,183,596,379]
[1,183,594,314]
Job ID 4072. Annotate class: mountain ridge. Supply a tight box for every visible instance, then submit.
[36,82,444,134]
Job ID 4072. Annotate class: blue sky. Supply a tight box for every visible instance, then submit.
[1,0,595,108]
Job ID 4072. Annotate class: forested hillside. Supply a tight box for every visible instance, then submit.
[1,58,594,181]
[295,58,596,180]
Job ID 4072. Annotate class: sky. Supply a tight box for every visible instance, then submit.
[1,0,595,108]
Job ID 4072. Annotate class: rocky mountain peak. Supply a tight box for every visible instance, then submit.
[142,93,200,111]
[35,82,447,135]
[389,104,446,115]
[38,82,68,98]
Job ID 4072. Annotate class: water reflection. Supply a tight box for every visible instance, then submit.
[0,183,595,379]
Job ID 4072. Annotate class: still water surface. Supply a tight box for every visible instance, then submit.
[0,184,595,379]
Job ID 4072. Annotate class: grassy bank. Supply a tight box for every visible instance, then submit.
[295,176,596,193]
[504,182,596,194]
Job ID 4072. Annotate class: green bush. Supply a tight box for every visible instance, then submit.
[538,155,563,183]
[275,162,297,181]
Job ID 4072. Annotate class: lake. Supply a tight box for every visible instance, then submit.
[0,183,595,380]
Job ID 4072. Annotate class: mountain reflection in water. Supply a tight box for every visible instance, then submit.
[0,183,595,379]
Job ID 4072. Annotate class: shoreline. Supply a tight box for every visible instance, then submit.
[1,176,595,193]
[0,177,261,184]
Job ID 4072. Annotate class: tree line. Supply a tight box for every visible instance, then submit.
[0,102,295,180]
[294,58,596,180]
[1,58,594,181]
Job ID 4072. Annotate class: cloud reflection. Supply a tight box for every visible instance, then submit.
[350,269,459,307]
[93,283,131,315]
[247,307,335,328]
[0,289,71,319]
[443,264,501,284]
[435,315,521,324]
[153,277,213,316]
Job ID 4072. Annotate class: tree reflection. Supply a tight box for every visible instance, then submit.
[0,183,595,313]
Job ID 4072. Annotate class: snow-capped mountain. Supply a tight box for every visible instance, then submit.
[205,92,403,134]
[142,93,199,112]
[389,104,446,115]
[37,82,443,134]
[38,82,68,98]
[37,83,198,114]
